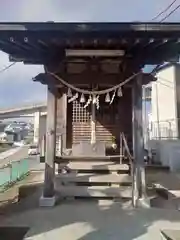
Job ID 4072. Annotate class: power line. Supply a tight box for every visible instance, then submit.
[0,62,16,74]
[150,2,180,81]
[151,0,177,21]
[0,7,178,79]
[160,3,180,22]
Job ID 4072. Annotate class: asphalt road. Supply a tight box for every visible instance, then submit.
[0,144,46,174]
[0,146,29,167]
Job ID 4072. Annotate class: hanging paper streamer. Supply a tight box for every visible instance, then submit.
[105,92,110,103]
[92,95,96,104]
[84,95,92,108]
[110,90,116,104]
[80,93,85,103]
[68,93,78,103]
[117,86,123,97]
[96,95,100,109]
[67,87,73,98]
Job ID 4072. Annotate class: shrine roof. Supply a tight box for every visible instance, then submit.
[0,22,180,65]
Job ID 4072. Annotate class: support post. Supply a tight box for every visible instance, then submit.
[91,96,96,144]
[120,133,123,164]
[33,111,40,144]
[58,135,62,156]
[39,85,57,207]
[132,73,148,208]
[62,93,67,150]
[57,91,67,153]
[39,115,46,156]
[41,135,45,157]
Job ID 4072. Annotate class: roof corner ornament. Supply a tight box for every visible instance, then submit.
[24,37,28,42]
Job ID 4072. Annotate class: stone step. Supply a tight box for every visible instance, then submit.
[55,155,124,163]
[56,185,132,199]
[59,162,129,171]
[56,173,132,184]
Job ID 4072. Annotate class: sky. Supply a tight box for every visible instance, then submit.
[0,0,180,108]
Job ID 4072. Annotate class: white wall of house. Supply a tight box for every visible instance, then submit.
[151,64,178,139]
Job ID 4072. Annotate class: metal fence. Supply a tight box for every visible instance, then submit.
[147,119,179,140]
[0,158,29,191]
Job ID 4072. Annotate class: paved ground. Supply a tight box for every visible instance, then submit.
[0,169,180,240]
[0,191,180,240]
[1,159,180,239]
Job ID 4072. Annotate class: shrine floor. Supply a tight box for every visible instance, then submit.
[0,184,180,240]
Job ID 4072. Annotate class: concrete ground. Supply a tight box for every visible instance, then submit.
[0,185,180,240]
[1,166,180,239]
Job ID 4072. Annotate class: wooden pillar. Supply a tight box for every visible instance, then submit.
[41,135,45,157]
[132,73,146,207]
[39,115,46,156]
[33,111,40,144]
[91,96,96,144]
[57,90,67,153]
[40,85,57,206]
[62,93,67,150]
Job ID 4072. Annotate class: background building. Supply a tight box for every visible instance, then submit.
[150,63,180,139]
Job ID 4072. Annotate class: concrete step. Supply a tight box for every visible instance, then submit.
[56,173,132,184]
[57,155,123,161]
[41,155,125,163]
[59,162,129,171]
[56,185,132,199]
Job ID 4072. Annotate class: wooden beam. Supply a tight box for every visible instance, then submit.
[0,39,28,54]
[132,73,146,207]
[43,85,57,198]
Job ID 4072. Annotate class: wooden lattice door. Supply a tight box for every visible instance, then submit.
[72,100,91,144]
[72,98,120,145]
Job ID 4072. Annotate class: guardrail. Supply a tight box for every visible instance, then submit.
[0,158,29,192]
